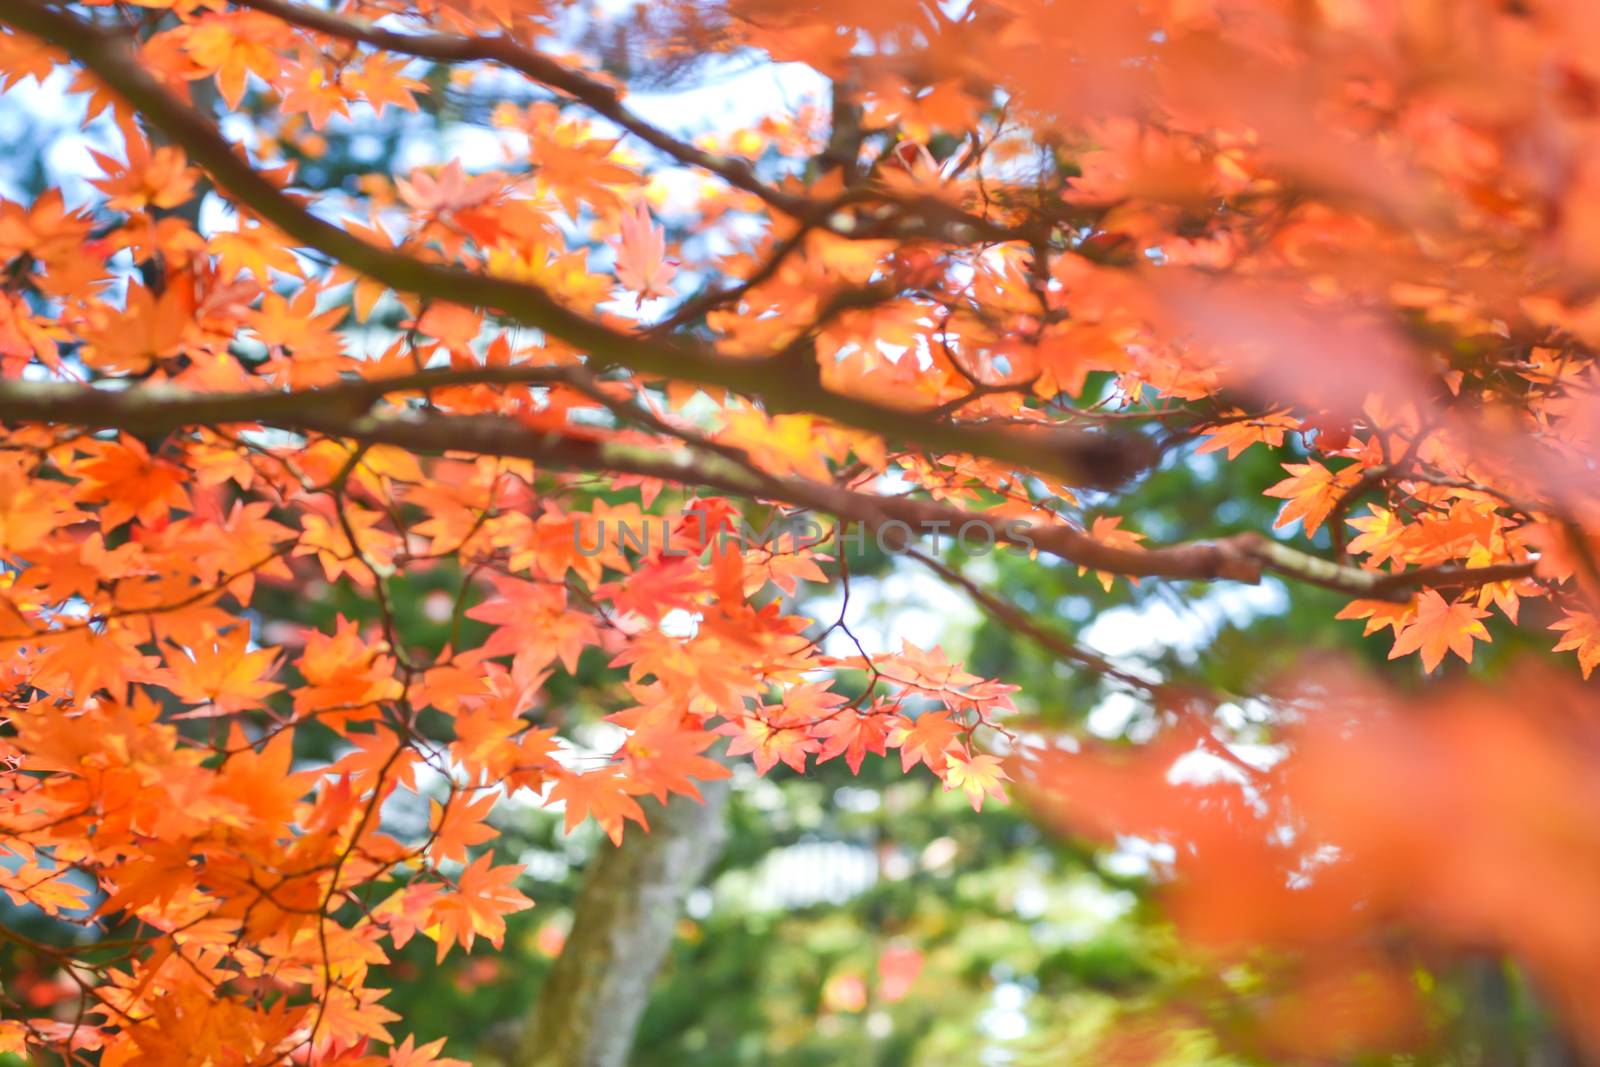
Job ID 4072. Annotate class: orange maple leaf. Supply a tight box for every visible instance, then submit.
[1551,609,1600,679]
[814,710,897,774]
[73,437,190,529]
[890,710,964,773]
[425,853,533,962]
[547,769,649,845]
[718,715,815,776]
[387,1035,470,1067]
[1265,460,1363,535]
[89,142,197,213]
[1079,515,1147,591]
[164,628,283,716]
[619,722,730,803]
[1387,590,1491,672]
[428,792,499,866]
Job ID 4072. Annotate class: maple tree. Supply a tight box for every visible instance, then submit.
[3,0,1600,1063]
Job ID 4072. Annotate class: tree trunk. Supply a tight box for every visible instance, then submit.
[513,780,732,1067]
[1460,956,1593,1067]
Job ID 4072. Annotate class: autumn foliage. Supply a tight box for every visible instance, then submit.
[2,0,1600,1062]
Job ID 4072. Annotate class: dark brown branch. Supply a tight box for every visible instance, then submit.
[0,377,1535,597]
[0,0,1146,489]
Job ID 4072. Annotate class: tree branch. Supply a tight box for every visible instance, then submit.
[0,377,1535,597]
[906,548,1163,694]
[0,0,1147,489]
